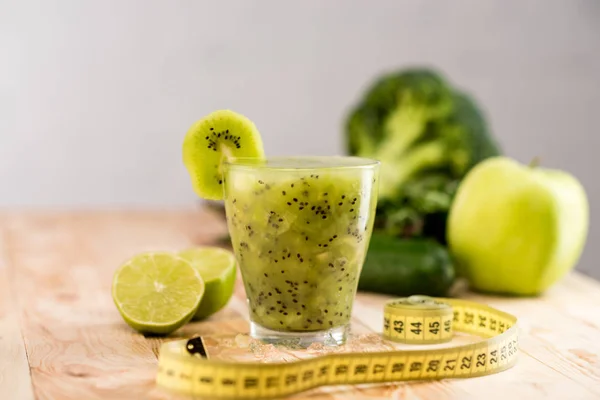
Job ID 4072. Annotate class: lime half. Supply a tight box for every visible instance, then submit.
[179,247,237,320]
[112,252,205,335]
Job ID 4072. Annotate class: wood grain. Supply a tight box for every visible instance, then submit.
[0,218,36,400]
[0,209,599,399]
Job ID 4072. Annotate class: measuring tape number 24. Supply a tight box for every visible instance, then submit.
[157,296,519,399]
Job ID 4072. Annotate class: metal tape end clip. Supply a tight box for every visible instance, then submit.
[186,336,209,359]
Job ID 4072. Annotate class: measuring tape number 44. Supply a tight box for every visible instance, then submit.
[157,296,518,399]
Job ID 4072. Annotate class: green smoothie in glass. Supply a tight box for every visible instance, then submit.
[223,156,379,345]
[182,110,380,346]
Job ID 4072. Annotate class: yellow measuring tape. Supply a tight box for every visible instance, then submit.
[157,296,518,399]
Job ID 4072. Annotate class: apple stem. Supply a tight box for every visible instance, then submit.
[529,157,541,168]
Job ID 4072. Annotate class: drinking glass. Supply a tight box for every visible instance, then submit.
[223,156,379,346]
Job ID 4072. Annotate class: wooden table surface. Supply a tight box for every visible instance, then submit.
[1,209,599,400]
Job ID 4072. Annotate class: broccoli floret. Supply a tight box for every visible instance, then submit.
[347,69,453,160]
[346,67,501,241]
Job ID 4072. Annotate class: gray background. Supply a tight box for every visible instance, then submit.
[2,1,599,277]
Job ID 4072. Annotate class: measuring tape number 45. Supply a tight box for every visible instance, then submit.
[157,296,518,399]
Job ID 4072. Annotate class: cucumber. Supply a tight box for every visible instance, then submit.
[358,234,455,297]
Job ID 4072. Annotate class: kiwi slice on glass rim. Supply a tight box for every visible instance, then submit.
[183,110,265,200]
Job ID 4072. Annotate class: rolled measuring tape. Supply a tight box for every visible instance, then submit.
[157,296,518,399]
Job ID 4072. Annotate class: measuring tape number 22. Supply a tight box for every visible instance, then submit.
[157,296,519,399]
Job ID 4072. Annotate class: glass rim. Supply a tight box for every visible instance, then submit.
[222,156,380,171]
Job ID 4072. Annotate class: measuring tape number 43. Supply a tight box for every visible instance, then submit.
[157,296,518,399]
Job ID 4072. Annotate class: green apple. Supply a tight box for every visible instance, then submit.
[447,156,588,295]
